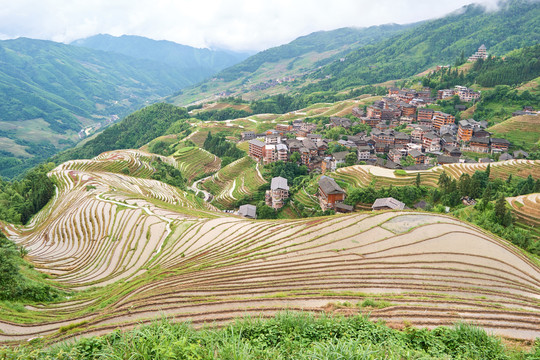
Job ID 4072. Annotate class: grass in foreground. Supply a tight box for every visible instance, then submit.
[2,312,539,360]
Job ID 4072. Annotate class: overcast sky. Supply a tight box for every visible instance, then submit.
[0,0,502,52]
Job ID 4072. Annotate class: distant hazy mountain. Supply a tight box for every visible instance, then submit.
[71,34,250,82]
[169,23,416,105]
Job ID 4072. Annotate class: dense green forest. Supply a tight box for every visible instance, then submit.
[53,104,190,163]
[194,108,252,121]
[203,132,245,165]
[0,163,55,224]
[150,159,186,190]
[301,0,540,93]
[473,86,539,124]
[3,313,538,359]
[421,45,540,89]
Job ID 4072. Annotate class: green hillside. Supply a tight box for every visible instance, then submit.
[0,38,201,178]
[305,0,540,92]
[172,0,539,105]
[53,103,190,164]
[170,24,414,104]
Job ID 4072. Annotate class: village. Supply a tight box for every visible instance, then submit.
[235,47,538,218]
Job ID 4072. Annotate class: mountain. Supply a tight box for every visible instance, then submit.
[171,0,540,105]
[0,37,244,178]
[304,0,540,93]
[71,34,250,83]
[169,23,416,105]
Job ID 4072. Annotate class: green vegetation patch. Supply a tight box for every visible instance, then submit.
[3,313,538,359]
[0,232,65,304]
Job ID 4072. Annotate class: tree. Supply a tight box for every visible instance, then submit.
[485,164,491,179]
[415,173,421,188]
[458,173,471,197]
[482,183,493,202]
[290,152,301,163]
[494,194,508,225]
[345,152,357,167]
[400,155,416,168]
[438,172,451,193]
[326,126,347,141]
[256,203,277,219]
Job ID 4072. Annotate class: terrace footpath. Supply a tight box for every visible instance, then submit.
[191,175,214,202]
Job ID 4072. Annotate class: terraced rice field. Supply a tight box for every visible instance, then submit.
[173,147,221,182]
[57,149,177,178]
[333,160,540,190]
[0,153,539,344]
[202,157,267,207]
[292,187,320,210]
[508,193,540,228]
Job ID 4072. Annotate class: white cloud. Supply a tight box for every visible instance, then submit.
[0,0,502,51]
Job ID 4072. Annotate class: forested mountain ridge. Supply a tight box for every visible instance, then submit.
[305,0,540,93]
[71,34,250,82]
[169,23,416,105]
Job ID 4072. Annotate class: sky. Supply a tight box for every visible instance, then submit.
[0,0,502,52]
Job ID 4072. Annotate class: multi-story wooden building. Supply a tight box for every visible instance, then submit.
[265,176,289,209]
[490,138,510,152]
[417,108,435,122]
[469,137,490,153]
[401,104,417,117]
[388,148,407,163]
[422,132,440,150]
[432,112,455,131]
[360,117,380,127]
[408,149,426,165]
[248,139,265,161]
[394,132,410,146]
[457,120,475,142]
[366,105,382,119]
[411,125,431,143]
[372,130,395,145]
[276,124,293,132]
[318,176,346,211]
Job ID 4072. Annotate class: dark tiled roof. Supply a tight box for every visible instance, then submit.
[372,197,405,210]
[239,204,257,218]
[319,176,345,195]
[249,139,265,147]
[271,177,289,191]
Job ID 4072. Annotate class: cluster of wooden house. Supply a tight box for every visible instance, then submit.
[237,172,407,217]
[244,85,515,173]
